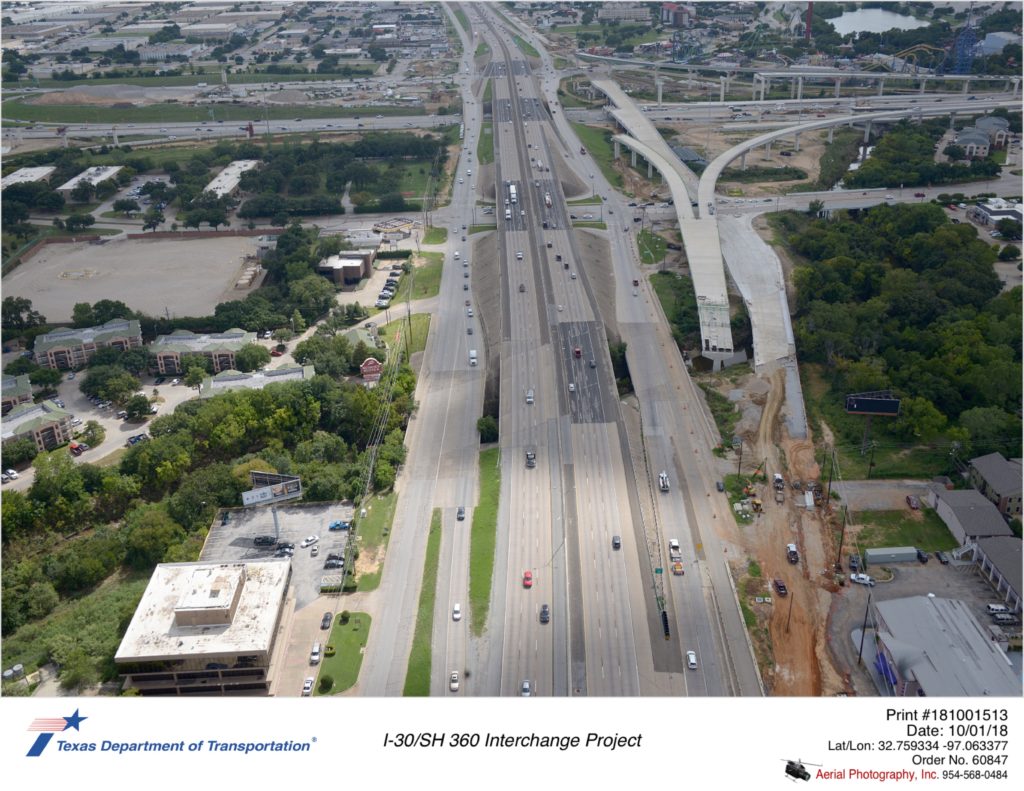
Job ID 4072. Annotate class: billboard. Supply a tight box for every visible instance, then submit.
[242,476,302,506]
[845,393,901,416]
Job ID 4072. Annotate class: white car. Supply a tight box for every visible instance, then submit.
[5,469,19,479]
[520,679,532,697]
[687,650,698,670]
[568,383,575,393]
[449,672,460,692]
[515,251,523,260]
[302,677,314,696]
[452,603,461,621]
[850,573,875,587]
[171,378,180,386]
[300,535,320,548]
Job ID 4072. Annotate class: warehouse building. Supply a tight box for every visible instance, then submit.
[203,160,260,198]
[115,561,291,696]
[1,166,56,190]
[56,166,123,197]
[34,319,143,370]
[927,487,1015,545]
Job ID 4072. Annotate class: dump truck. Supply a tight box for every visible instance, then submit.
[786,543,800,564]
[775,487,785,505]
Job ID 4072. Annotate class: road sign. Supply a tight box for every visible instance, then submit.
[655,567,663,574]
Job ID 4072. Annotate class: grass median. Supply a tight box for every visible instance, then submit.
[477,122,494,164]
[513,35,540,59]
[469,447,500,637]
[378,313,431,358]
[421,226,447,245]
[570,122,623,188]
[637,228,667,265]
[315,612,371,695]
[355,491,397,592]
[403,509,442,696]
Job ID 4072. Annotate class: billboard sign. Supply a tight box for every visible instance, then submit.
[242,476,302,506]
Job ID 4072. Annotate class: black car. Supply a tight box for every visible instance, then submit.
[539,604,550,624]
[773,579,788,596]
[324,560,344,569]
[916,548,929,564]
[155,377,166,385]
[326,553,344,562]
[456,506,465,521]
[612,535,622,550]
[278,542,294,550]
[321,612,332,629]
[254,535,276,547]
[849,554,860,572]
[935,551,950,565]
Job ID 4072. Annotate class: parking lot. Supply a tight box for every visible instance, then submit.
[828,558,1022,695]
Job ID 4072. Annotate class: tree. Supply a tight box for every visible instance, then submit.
[234,343,271,372]
[69,180,95,203]
[94,178,118,200]
[184,367,206,389]
[807,199,824,216]
[995,218,1022,240]
[943,144,966,160]
[289,274,336,319]
[112,198,140,216]
[998,243,1020,261]
[372,459,395,491]
[124,393,151,421]
[29,367,63,389]
[64,213,95,232]
[123,503,185,569]
[142,208,165,231]
[290,309,306,333]
[2,296,46,329]
[72,302,96,327]
[80,365,140,403]
[476,415,498,442]
[2,437,39,467]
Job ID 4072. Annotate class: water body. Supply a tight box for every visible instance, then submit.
[829,7,932,36]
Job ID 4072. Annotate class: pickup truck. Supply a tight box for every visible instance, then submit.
[659,471,670,492]
[786,543,799,564]
[668,539,682,562]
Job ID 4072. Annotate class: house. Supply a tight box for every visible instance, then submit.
[34,319,143,370]
[359,357,383,382]
[968,453,1022,519]
[927,487,1015,545]
[974,116,1012,149]
[152,329,257,375]
[1,400,73,452]
[1,374,33,416]
[199,365,316,398]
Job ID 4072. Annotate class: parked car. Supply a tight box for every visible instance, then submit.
[773,579,788,596]
[300,535,319,548]
[916,548,929,563]
[328,520,349,531]
[906,495,921,510]
[849,554,860,572]
[935,551,950,565]
[850,573,875,587]
[302,677,314,695]
[321,612,333,629]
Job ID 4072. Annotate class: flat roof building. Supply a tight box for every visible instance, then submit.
[34,318,142,370]
[974,536,1022,614]
[56,166,123,196]
[115,561,291,696]
[1,400,73,452]
[181,22,238,40]
[317,249,376,286]
[872,596,1020,697]
[199,365,316,398]
[1,374,33,416]
[203,159,260,198]
[1,166,56,190]
[152,328,257,375]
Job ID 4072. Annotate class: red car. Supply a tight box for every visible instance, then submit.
[270,349,283,357]
[522,570,533,588]
[914,192,926,198]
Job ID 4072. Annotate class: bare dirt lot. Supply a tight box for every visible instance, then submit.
[3,236,259,322]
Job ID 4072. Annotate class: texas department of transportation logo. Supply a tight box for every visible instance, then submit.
[26,709,87,757]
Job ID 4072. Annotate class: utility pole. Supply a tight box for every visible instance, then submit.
[856,591,873,667]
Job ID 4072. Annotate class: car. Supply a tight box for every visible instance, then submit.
[278,541,294,550]
[324,560,344,569]
[302,677,314,696]
[452,603,461,621]
[171,378,180,386]
[914,192,926,198]
[850,573,875,587]
[1,473,9,484]
[154,377,166,385]
[570,272,577,279]
[516,251,523,260]
[461,235,466,242]
[935,551,950,565]
[523,570,533,588]
[67,372,76,380]
[270,349,284,357]
[849,554,860,572]
[916,548,929,563]
[466,308,473,317]
[71,417,82,426]
[328,520,349,531]
[539,604,550,624]
[311,545,320,557]
[716,480,725,492]
[4,469,19,480]
[906,495,921,510]
[456,506,465,521]
[300,535,319,548]
[686,651,698,670]
[773,579,788,596]
[463,283,469,291]
[326,552,344,561]
[520,679,532,697]
[449,672,460,692]
[568,383,575,393]
[467,327,473,335]
[321,612,333,629]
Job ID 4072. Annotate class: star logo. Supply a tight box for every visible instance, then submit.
[26,710,88,757]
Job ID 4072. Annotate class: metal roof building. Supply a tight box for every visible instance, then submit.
[1,166,56,190]
[203,159,260,198]
[56,166,123,195]
[873,596,1020,697]
[199,365,316,398]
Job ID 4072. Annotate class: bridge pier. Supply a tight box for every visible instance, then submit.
[631,149,637,167]
[657,79,664,106]
[877,77,885,97]
[739,151,747,169]
[614,139,621,159]
[863,120,872,143]
[648,160,653,178]
[827,126,834,143]
[720,76,726,102]
[793,131,801,153]
[1012,78,1020,98]
[962,80,970,94]
[834,78,841,98]
[919,78,927,94]
[760,77,769,102]
[948,111,956,130]
[797,76,804,101]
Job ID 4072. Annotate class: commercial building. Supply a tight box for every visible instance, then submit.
[597,3,652,22]
[316,249,377,286]
[968,197,1023,227]
[203,160,260,198]
[954,127,990,159]
[973,537,1022,614]
[152,329,257,375]
[181,22,238,40]
[872,596,1021,697]
[927,487,1015,545]
[34,319,143,370]
[1,400,73,452]
[56,166,123,197]
[1,374,33,416]
[974,116,1011,148]
[115,561,291,696]
[976,31,1022,57]
[199,365,316,398]
[969,452,1022,519]
[1,166,56,190]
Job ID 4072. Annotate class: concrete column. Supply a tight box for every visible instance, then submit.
[797,76,804,101]
[863,120,872,143]
[760,77,768,102]
[790,78,796,99]
[751,75,758,99]
[877,77,884,97]
[919,78,927,94]
[948,112,956,130]
[827,126,834,143]
[614,139,620,159]
[720,75,726,102]
[657,79,663,106]
[834,78,841,98]
[1012,78,1020,98]
[112,126,119,146]
[739,151,747,169]
[648,160,653,178]
[962,79,970,94]
[793,131,801,153]
[631,150,637,167]
[764,140,772,154]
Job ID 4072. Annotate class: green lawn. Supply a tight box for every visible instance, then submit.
[512,35,540,59]
[4,98,424,125]
[314,612,371,695]
[403,509,442,696]
[390,251,442,302]
[475,41,491,58]
[852,509,960,557]
[378,313,431,358]
[477,122,494,164]
[355,491,397,592]
[396,162,437,199]
[421,226,447,245]
[482,79,493,104]
[454,8,470,33]
[469,223,497,234]
[566,196,600,206]
[573,221,607,230]
[637,228,667,265]
[4,72,371,91]
[570,122,623,188]
[469,447,500,637]
[553,57,571,70]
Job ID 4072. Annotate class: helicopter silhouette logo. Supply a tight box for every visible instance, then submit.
[782,757,822,781]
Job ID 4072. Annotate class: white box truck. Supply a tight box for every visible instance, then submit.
[469,350,478,366]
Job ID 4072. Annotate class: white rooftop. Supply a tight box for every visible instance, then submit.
[57,166,122,192]
[114,561,290,662]
[1,166,56,190]
[203,159,260,197]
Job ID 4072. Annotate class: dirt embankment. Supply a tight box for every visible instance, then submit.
[471,230,501,418]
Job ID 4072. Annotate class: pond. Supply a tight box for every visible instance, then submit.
[829,7,932,36]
